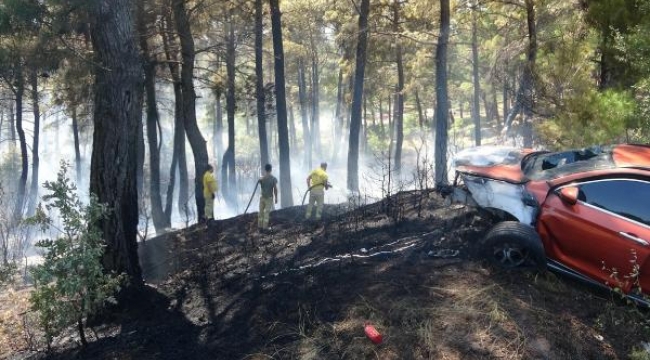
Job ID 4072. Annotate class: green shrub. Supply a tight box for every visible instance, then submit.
[27,162,124,349]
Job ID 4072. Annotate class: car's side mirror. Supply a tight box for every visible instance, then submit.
[558,186,579,206]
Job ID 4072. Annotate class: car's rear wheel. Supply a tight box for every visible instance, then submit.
[480,221,546,271]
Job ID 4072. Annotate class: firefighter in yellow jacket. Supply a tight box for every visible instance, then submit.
[305,162,330,221]
[202,164,218,221]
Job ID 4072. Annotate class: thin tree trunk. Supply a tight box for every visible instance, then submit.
[172,0,209,221]
[393,0,404,175]
[333,68,343,161]
[504,0,536,148]
[269,0,293,207]
[222,9,237,208]
[288,104,297,150]
[71,107,82,184]
[89,0,144,283]
[492,84,500,129]
[297,57,311,168]
[27,70,40,217]
[347,0,370,192]
[415,90,425,128]
[255,0,269,167]
[379,97,385,136]
[9,101,15,141]
[136,104,145,202]
[213,90,223,160]
[13,70,27,221]
[310,45,321,158]
[388,94,393,141]
[434,0,451,186]
[161,15,188,224]
[471,4,481,146]
[139,7,168,231]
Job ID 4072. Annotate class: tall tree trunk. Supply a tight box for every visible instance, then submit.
[222,9,237,209]
[504,0,536,148]
[502,78,509,125]
[297,57,311,168]
[139,8,168,231]
[89,0,144,283]
[9,101,15,141]
[471,4,481,146]
[269,0,293,207]
[255,0,269,167]
[333,68,343,161]
[415,90,425,128]
[393,0,404,175]
[172,0,209,221]
[492,84,500,128]
[288,104,297,150]
[136,105,145,201]
[27,70,40,217]
[213,90,223,160]
[434,0,450,186]
[310,44,321,158]
[161,15,188,224]
[13,70,27,221]
[379,97,385,136]
[71,107,82,184]
[347,0,370,192]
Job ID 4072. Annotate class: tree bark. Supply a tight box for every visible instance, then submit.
[504,0,536,148]
[297,57,311,168]
[13,67,27,221]
[71,107,82,184]
[139,5,168,231]
[161,14,189,223]
[415,90,425,128]
[222,8,237,208]
[172,0,209,221]
[471,4,481,146]
[213,89,223,160]
[393,0,404,175]
[255,0,269,167]
[89,0,143,283]
[434,0,451,186]
[333,67,344,161]
[288,104,297,149]
[269,0,293,207]
[347,0,370,192]
[27,70,40,217]
[310,40,321,158]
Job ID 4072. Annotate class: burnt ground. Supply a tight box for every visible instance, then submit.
[5,190,650,359]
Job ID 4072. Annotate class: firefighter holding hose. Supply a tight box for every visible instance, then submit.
[305,162,331,221]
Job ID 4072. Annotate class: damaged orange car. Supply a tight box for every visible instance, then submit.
[449,144,650,303]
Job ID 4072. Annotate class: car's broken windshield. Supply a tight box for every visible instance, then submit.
[524,146,615,180]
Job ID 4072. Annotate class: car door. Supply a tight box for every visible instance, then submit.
[538,178,650,292]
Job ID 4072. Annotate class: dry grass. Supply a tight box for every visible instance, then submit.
[0,286,40,356]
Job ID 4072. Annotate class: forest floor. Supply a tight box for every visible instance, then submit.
[3,190,650,359]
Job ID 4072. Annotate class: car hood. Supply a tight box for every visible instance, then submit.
[453,146,533,183]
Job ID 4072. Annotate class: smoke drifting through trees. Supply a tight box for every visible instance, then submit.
[1,0,649,285]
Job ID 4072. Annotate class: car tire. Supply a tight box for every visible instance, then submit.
[480,221,546,271]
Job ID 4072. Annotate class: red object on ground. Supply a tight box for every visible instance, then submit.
[364,323,382,344]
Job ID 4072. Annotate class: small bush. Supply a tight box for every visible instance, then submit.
[27,162,124,349]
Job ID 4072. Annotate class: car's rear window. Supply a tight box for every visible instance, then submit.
[523,146,616,180]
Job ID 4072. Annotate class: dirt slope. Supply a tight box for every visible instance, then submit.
[9,190,650,359]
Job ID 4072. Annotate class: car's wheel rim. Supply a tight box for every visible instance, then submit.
[492,243,528,268]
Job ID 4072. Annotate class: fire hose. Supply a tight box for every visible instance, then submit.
[243,181,260,214]
[301,182,332,206]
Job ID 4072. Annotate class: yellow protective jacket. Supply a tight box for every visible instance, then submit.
[308,168,328,191]
[203,171,218,198]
